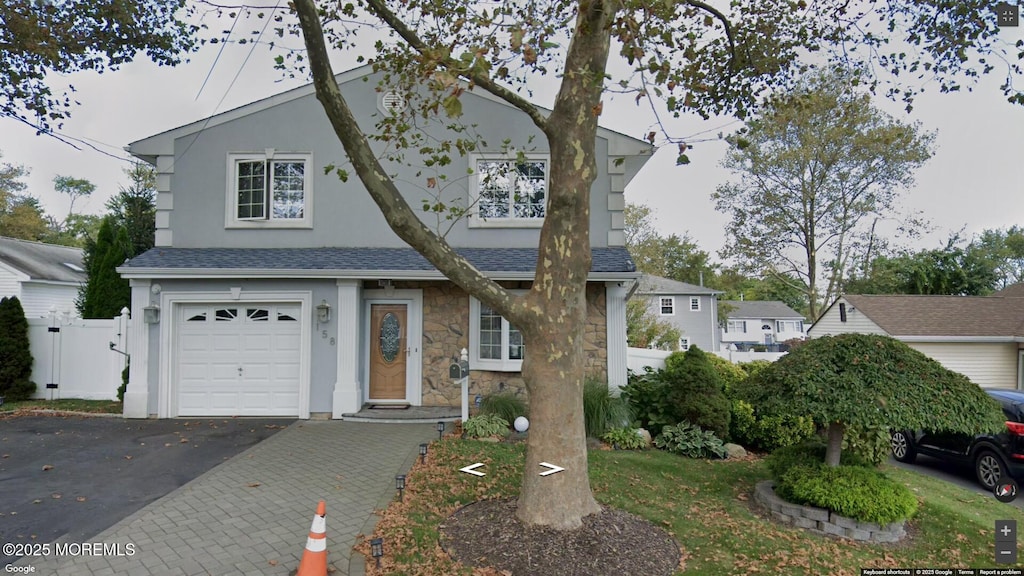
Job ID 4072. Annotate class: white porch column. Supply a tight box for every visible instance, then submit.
[123,280,151,418]
[333,280,362,418]
[605,282,629,392]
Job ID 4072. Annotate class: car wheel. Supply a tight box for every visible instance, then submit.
[890,431,916,463]
[975,449,1007,491]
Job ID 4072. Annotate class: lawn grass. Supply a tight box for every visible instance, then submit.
[362,439,1024,575]
[0,398,122,414]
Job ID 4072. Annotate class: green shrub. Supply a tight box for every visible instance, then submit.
[705,354,748,393]
[583,378,632,437]
[841,423,891,466]
[479,392,528,423]
[601,427,648,450]
[621,368,674,432]
[738,360,772,379]
[729,399,816,452]
[0,296,36,401]
[776,464,918,524]
[653,422,727,459]
[462,414,509,439]
[662,347,731,438]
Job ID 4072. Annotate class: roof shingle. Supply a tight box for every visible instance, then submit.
[842,293,1024,337]
[0,236,85,283]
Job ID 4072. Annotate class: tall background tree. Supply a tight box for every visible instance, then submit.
[714,69,934,320]
[285,0,1023,532]
[106,162,157,256]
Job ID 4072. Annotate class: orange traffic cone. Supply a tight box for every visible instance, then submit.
[297,500,327,576]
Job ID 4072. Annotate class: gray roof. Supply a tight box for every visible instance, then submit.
[840,294,1024,338]
[121,246,637,277]
[722,300,805,320]
[635,273,723,296]
[0,236,85,284]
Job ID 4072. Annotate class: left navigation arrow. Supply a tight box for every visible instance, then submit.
[459,463,486,477]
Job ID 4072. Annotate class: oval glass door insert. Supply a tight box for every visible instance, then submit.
[379,312,401,362]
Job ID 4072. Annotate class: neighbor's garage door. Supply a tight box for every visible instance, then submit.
[176,303,302,416]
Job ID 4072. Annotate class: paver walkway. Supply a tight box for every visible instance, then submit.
[14,421,436,575]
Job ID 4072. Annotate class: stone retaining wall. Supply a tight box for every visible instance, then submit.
[753,481,907,543]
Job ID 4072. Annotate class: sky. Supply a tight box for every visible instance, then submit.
[0,7,1022,261]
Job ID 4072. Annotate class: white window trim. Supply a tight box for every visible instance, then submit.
[689,296,701,311]
[225,151,314,229]
[727,319,747,334]
[469,292,526,371]
[467,153,549,228]
[659,296,675,316]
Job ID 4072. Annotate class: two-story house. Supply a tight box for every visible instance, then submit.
[117,65,653,419]
[633,274,723,352]
[720,300,806,351]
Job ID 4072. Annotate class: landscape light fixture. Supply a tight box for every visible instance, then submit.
[370,538,384,568]
[437,421,445,440]
[419,443,428,464]
[395,474,406,501]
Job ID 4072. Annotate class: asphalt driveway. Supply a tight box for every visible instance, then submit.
[0,414,293,564]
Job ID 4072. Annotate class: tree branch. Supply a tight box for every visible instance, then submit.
[360,0,550,134]
[292,0,519,320]
[685,0,737,72]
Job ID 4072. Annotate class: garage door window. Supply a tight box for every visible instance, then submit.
[216,308,238,321]
[187,312,207,322]
[247,308,269,321]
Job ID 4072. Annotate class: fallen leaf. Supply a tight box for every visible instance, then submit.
[164,443,172,447]
[2,454,9,458]
[32,499,41,504]
[247,482,261,488]
[267,559,278,566]
[179,438,189,443]
[42,464,54,471]
[51,493,61,499]
[76,497,86,502]
[124,455,133,460]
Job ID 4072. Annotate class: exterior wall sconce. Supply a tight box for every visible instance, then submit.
[143,304,161,324]
[316,300,331,323]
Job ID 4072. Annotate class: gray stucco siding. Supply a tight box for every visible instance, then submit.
[164,73,614,249]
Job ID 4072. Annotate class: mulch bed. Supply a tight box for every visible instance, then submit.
[439,498,680,576]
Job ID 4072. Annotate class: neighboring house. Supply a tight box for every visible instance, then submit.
[810,289,1024,389]
[632,274,723,352]
[116,65,654,419]
[720,300,806,351]
[0,236,85,318]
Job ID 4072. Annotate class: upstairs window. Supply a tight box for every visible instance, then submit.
[776,320,803,333]
[227,151,312,228]
[689,297,701,311]
[469,154,548,227]
[659,297,675,316]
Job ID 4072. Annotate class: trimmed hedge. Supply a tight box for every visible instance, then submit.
[775,464,918,525]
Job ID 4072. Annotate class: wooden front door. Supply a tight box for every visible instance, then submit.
[369,303,407,400]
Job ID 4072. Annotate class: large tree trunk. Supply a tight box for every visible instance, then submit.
[294,0,614,530]
[825,421,845,467]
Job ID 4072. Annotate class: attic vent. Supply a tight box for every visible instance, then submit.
[63,262,84,272]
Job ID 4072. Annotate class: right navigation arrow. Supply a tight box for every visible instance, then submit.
[538,462,565,477]
[459,463,486,477]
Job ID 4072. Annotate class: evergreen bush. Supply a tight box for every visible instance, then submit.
[661,346,731,438]
[0,296,36,401]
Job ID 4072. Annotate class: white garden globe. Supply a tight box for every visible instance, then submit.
[513,416,530,432]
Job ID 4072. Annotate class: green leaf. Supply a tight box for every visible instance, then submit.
[442,94,463,117]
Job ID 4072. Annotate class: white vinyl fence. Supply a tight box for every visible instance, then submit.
[626,346,787,374]
[27,308,130,401]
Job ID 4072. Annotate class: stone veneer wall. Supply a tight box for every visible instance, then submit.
[387,281,608,407]
[753,481,907,543]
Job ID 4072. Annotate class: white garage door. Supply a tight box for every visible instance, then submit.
[176,303,302,416]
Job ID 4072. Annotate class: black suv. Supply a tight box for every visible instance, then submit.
[890,388,1024,490]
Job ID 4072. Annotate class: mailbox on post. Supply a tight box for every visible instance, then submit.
[449,359,469,380]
